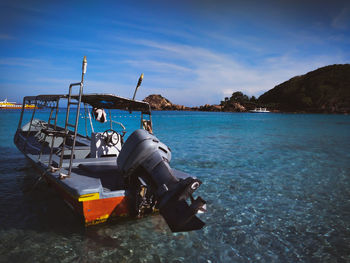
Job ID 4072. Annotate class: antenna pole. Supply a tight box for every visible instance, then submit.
[81,56,87,84]
[132,73,144,100]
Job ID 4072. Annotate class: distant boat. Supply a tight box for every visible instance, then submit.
[250,107,270,113]
[0,98,37,109]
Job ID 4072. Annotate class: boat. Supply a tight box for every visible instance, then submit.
[0,98,37,109]
[249,107,270,113]
[14,57,206,232]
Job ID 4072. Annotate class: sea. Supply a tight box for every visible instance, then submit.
[0,109,349,263]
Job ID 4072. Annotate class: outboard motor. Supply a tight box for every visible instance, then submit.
[117,129,206,232]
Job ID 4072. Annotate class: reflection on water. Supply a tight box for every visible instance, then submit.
[0,111,350,262]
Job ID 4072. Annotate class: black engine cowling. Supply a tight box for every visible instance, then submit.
[117,129,206,232]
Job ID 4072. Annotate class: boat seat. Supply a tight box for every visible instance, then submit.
[21,119,47,132]
[58,171,103,196]
[59,137,91,159]
[41,128,67,138]
[44,136,64,148]
[35,129,64,148]
[76,163,125,191]
[41,129,89,148]
[60,149,90,159]
[34,130,46,142]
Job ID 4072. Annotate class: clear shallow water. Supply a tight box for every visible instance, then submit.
[0,110,350,262]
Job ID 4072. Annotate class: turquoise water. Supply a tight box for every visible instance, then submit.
[0,109,350,262]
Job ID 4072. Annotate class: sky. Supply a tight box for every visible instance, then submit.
[0,0,349,106]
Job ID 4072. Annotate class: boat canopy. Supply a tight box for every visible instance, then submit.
[24,94,68,103]
[73,94,150,113]
[24,93,151,114]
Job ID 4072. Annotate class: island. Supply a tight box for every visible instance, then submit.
[143,64,350,114]
[259,64,350,113]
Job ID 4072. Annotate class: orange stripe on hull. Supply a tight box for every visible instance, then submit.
[43,172,129,225]
[83,196,129,225]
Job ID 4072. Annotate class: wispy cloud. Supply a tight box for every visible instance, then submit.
[0,57,46,67]
[110,19,196,41]
[124,59,192,73]
[332,7,350,30]
[31,38,105,54]
[109,38,348,106]
[205,32,264,54]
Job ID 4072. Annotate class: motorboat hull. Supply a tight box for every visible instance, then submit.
[15,131,129,225]
[42,170,129,226]
[14,124,205,231]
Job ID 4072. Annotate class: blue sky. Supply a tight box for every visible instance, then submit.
[1,0,349,106]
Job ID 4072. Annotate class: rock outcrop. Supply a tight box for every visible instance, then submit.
[143,94,191,111]
[221,102,246,112]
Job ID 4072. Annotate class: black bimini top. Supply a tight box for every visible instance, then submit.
[24,93,151,114]
[75,94,150,114]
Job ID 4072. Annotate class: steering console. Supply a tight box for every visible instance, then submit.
[102,129,120,146]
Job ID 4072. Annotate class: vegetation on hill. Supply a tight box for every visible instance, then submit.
[220,91,258,111]
[258,64,350,113]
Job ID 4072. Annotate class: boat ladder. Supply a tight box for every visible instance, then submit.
[58,56,87,177]
[57,84,83,177]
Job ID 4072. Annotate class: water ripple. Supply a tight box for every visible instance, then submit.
[0,111,350,262]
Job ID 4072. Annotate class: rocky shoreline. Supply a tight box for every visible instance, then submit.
[143,94,258,112]
[143,94,228,112]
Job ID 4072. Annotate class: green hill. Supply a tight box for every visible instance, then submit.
[258,64,350,113]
